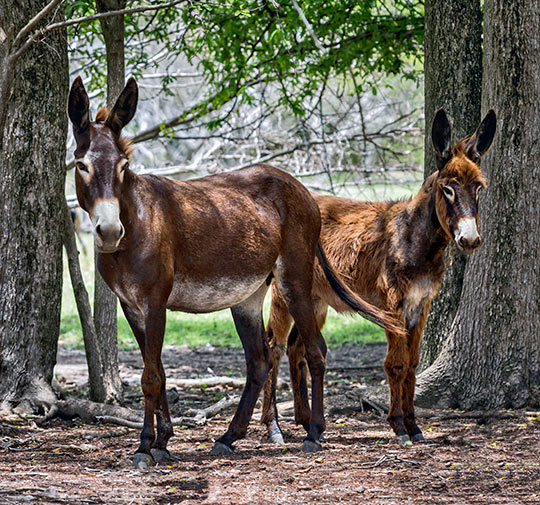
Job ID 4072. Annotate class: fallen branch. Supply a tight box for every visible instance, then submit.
[97,395,240,429]
[362,396,388,416]
[122,376,288,390]
[188,395,238,422]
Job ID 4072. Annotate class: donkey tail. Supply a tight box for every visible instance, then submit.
[316,242,404,336]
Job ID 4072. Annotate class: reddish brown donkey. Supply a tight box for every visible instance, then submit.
[67,77,402,469]
[261,109,496,446]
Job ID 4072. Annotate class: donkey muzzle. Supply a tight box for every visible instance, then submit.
[91,199,125,253]
[454,217,481,253]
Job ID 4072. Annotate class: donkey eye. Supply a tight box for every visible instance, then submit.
[442,185,455,202]
[76,161,89,173]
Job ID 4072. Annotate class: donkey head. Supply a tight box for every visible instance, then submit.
[431,108,496,253]
[68,77,138,253]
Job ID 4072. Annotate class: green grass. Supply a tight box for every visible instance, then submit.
[60,304,384,350]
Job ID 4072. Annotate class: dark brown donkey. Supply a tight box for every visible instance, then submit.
[261,109,496,446]
[67,77,402,469]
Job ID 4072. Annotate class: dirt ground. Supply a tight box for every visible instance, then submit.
[1,343,539,505]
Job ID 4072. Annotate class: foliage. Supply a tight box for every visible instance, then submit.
[67,0,424,122]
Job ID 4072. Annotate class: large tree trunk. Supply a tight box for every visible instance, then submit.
[82,0,129,404]
[420,0,483,370]
[0,2,68,412]
[416,0,540,408]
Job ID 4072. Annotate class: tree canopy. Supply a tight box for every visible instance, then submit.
[68,0,424,122]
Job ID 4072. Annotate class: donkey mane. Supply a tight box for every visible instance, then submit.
[95,106,134,158]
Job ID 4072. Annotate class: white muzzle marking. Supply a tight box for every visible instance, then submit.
[454,217,480,248]
[91,199,124,251]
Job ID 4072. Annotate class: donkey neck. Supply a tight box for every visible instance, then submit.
[395,179,450,274]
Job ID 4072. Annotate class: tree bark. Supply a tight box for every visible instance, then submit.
[83,0,129,404]
[420,0,483,370]
[0,1,68,412]
[416,0,540,408]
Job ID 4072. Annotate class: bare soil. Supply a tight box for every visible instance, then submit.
[1,344,538,505]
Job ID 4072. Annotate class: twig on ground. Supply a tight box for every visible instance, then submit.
[355,453,422,469]
[7,440,46,452]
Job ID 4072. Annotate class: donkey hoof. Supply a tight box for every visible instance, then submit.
[268,428,285,445]
[412,433,426,443]
[398,434,412,447]
[302,439,323,453]
[151,448,176,464]
[133,452,156,471]
[211,441,234,455]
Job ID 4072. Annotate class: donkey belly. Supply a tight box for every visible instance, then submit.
[167,274,269,313]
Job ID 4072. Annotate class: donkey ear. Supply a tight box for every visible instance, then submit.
[465,109,497,162]
[106,78,138,135]
[432,108,452,169]
[68,76,90,133]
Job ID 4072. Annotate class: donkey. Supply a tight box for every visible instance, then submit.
[67,77,403,469]
[261,108,496,446]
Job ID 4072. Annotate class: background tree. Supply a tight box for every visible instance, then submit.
[416,0,540,408]
[420,0,483,369]
[0,1,68,412]
[85,0,128,404]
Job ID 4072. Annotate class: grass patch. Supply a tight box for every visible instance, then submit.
[60,306,385,350]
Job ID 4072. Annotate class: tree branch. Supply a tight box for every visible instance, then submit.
[14,0,189,60]
[291,0,324,54]
[12,0,64,49]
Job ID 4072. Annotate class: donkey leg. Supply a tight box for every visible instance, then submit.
[300,326,327,452]
[384,330,410,446]
[133,306,167,469]
[288,302,328,436]
[212,284,270,454]
[261,287,292,444]
[121,303,174,463]
[402,317,428,443]
[287,326,311,431]
[402,363,424,443]
[275,260,327,452]
[285,302,327,451]
[151,360,175,463]
[260,332,287,444]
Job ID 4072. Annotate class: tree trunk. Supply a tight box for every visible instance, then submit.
[420,0,483,370]
[416,0,540,408]
[83,0,129,404]
[62,201,111,402]
[0,2,68,412]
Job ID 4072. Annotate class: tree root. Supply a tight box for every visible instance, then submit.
[36,395,239,430]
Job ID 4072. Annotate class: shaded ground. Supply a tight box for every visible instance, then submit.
[1,344,539,504]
